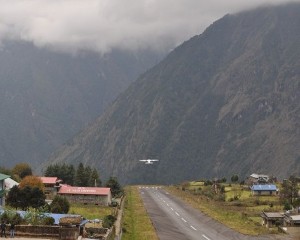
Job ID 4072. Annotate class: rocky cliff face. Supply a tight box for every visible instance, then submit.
[46,3,300,184]
[0,41,164,167]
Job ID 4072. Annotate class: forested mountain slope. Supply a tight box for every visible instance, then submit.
[46,3,300,184]
[0,41,164,167]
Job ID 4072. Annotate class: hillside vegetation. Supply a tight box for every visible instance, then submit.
[0,42,164,168]
[46,3,300,184]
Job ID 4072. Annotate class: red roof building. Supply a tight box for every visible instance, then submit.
[39,177,62,200]
[39,177,62,185]
[58,186,112,206]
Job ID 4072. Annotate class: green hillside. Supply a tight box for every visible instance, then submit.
[0,42,164,167]
[46,3,300,184]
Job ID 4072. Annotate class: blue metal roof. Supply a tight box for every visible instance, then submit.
[251,184,277,191]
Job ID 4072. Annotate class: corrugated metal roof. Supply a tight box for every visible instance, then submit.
[39,177,61,184]
[58,186,111,196]
[262,212,284,218]
[251,184,277,191]
[290,215,300,221]
[250,173,269,179]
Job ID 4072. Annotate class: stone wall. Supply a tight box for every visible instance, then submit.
[15,225,60,238]
[59,227,80,240]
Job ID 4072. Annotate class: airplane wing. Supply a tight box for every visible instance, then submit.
[139,159,159,163]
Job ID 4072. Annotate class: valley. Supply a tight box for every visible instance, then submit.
[45,3,300,185]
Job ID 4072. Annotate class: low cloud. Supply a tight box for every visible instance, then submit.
[0,0,298,54]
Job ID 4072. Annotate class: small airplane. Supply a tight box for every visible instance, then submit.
[139,159,159,164]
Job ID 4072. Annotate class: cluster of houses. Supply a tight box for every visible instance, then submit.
[1,173,114,239]
[2,171,300,234]
[247,173,278,196]
[261,211,300,228]
[247,173,300,235]
[0,174,112,207]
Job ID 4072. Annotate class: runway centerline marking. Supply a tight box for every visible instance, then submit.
[190,225,197,231]
[170,208,174,211]
[175,212,180,216]
[181,218,187,223]
[202,234,211,240]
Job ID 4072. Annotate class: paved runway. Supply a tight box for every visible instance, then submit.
[140,186,292,240]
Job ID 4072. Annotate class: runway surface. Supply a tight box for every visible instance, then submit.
[139,186,292,240]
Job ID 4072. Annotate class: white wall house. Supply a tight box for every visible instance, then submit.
[0,173,10,207]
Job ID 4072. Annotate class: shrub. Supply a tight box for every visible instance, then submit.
[0,212,10,222]
[214,194,225,202]
[233,195,240,201]
[275,220,281,227]
[102,215,116,228]
[204,180,212,186]
[43,217,55,225]
[11,213,23,225]
[50,195,70,214]
[283,202,292,211]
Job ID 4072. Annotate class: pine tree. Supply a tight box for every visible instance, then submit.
[75,163,85,186]
[105,177,123,197]
[84,166,92,187]
[91,168,101,187]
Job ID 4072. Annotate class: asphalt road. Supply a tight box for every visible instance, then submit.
[139,186,292,240]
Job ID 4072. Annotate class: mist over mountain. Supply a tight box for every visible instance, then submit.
[46,3,299,184]
[0,41,165,167]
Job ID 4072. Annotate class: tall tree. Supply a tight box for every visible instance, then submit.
[18,186,32,210]
[91,168,101,187]
[65,164,75,185]
[6,186,45,210]
[280,175,299,207]
[84,166,92,187]
[6,185,20,209]
[12,163,32,179]
[30,187,46,209]
[231,174,239,183]
[19,175,44,191]
[75,163,85,186]
[44,163,75,185]
[105,177,123,197]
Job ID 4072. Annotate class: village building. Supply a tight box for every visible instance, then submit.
[261,212,284,228]
[284,214,300,226]
[246,173,270,185]
[39,177,62,199]
[4,177,19,190]
[0,173,10,206]
[251,184,277,196]
[58,186,112,206]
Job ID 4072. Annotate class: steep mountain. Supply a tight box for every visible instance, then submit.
[46,3,300,184]
[0,41,165,167]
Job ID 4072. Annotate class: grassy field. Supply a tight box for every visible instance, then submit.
[165,184,281,236]
[122,186,158,240]
[69,203,114,220]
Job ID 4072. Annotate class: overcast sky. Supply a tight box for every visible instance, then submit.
[0,0,298,54]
